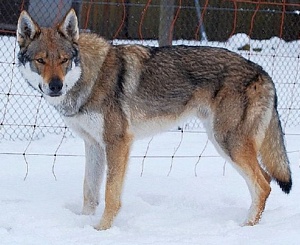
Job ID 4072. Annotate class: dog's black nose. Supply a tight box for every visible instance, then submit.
[49,78,63,95]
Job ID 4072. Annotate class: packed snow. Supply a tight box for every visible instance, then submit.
[1,33,300,244]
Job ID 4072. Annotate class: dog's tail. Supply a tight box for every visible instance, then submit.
[259,105,292,194]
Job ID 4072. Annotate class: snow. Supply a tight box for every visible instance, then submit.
[1,34,300,244]
[1,132,300,245]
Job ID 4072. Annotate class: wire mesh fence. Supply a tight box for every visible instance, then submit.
[0,0,300,142]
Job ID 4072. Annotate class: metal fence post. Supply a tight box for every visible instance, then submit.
[159,0,174,47]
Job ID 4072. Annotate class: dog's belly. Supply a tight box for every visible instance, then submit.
[129,118,177,139]
[129,111,197,140]
[126,102,213,140]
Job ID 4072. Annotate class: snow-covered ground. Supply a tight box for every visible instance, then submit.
[1,131,300,245]
[1,34,300,244]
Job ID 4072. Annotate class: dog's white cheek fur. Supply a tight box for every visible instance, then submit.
[19,63,43,92]
[64,62,82,92]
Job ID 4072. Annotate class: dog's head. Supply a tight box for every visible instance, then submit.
[17,9,81,100]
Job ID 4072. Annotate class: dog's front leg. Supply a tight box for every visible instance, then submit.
[95,133,132,230]
[82,139,106,215]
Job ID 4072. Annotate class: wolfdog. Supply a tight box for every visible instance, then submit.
[17,9,292,230]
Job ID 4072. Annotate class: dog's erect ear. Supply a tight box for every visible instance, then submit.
[17,10,41,47]
[57,9,79,42]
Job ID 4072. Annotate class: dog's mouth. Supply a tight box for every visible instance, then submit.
[48,91,63,97]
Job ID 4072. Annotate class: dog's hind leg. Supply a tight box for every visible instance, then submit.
[229,139,271,226]
[82,140,106,215]
[95,132,132,230]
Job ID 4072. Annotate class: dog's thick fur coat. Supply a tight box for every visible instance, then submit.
[17,9,292,230]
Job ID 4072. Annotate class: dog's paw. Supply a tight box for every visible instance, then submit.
[94,219,113,231]
[241,219,258,227]
[94,223,110,231]
[81,205,96,215]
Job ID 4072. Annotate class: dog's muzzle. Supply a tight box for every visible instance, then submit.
[48,78,63,97]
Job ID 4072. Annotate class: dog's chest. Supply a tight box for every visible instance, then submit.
[63,112,105,143]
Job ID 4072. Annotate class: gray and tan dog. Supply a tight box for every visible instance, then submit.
[17,9,292,230]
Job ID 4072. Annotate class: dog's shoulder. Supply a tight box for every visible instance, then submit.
[78,32,111,59]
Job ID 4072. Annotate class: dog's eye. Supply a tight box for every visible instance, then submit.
[36,58,45,64]
[61,58,68,64]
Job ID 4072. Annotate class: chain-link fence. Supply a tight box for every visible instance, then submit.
[0,0,299,141]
